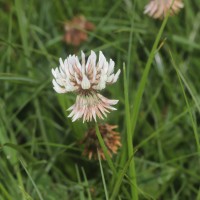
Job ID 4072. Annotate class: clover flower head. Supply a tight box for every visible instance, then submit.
[144,0,184,19]
[52,51,121,122]
[82,124,121,160]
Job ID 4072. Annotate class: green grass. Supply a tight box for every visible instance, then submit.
[1,0,200,199]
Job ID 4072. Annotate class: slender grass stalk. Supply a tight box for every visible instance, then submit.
[0,184,12,200]
[95,123,116,174]
[19,158,44,200]
[170,51,200,152]
[123,65,138,200]
[95,124,131,199]
[97,151,109,200]
[75,165,85,200]
[127,16,134,85]
[110,155,134,200]
[131,13,170,136]
[81,167,92,200]
[16,166,26,200]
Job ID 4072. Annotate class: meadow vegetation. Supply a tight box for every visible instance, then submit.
[0,0,200,199]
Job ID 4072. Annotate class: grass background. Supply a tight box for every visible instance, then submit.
[0,0,200,199]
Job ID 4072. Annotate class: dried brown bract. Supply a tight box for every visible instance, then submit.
[64,15,95,46]
[82,124,121,160]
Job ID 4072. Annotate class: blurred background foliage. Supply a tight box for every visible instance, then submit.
[0,0,200,199]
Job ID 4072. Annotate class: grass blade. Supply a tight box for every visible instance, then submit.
[75,165,85,200]
[170,51,200,152]
[130,13,170,136]
[95,123,117,174]
[19,158,44,200]
[110,155,133,200]
[123,64,138,199]
[97,151,109,200]
[81,167,92,200]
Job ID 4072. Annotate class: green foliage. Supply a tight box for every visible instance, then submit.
[0,0,200,199]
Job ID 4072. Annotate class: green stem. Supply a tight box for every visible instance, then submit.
[131,12,170,136]
[95,123,132,199]
[123,65,138,200]
[95,123,117,174]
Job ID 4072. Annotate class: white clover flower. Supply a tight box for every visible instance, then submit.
[52,51,121,123]
[144,0,184,19]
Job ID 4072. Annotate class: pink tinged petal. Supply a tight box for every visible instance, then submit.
[75,56,82,70]
[72,110,83,122]
[75,72,81,84]
[144,2,155,14]
[104,105,117,111]
[83,109,87,123]
[149,2,158,16]
[67,92,119,122]
[178,2,184,8]
[74,59,82,77]
[97,104,109,117]
[67,105,74,111]
[97,93,119,105]
[107,99,119,105]
[88,110,92,121]
[154,4,164,18]
[80,107,86,121]
[92,65,97,82]
[81,74,91,89]
[95,107,104,119]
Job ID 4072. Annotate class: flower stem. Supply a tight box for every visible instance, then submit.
[123,65,138,200]
[95,123,132,199]
[95,123,116,173]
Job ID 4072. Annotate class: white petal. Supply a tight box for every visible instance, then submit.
[113,69,121,83]
[107,59,115,75]
[81,74,91,89]
[59,58,65,70]
[107,74,115,83]
[52,68,57,78]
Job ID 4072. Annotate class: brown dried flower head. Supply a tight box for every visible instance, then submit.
[144,0,184,19]
[64,15,95,46]
[82,124,121,160]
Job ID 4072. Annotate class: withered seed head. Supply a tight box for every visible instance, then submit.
[82,124,121,160]
[64,15,95,46]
